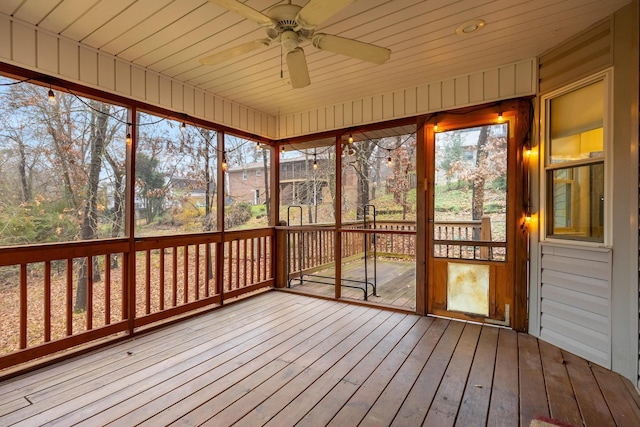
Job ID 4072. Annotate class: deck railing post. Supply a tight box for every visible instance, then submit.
[275,226,288,288]
[480,216,492,259]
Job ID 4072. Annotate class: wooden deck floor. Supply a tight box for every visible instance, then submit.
[1,291,639,427]
[289,258,416,309]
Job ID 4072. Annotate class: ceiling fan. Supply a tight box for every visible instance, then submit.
[200,0,391,88]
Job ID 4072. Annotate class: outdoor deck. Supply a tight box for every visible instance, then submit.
[1,291,639,427]
[288,258,416,310]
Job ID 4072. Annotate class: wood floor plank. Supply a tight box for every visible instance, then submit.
[0,397,30,418]
[592,363,640,426]
[145,304,375,426]
[454,325,499,427]
[327,315,438,426]
[25,301,280,404]
[7,295,329,426]
[296,314,435,427]
[390,320,465,426]
[487,328,519,427]
[0,292,637,427]
[192,310,377,426]
[538,339,583,426]
[519,333,550,425]
[294,259,416,309]
[262,312,411,426]
[0,291,286,402]
[236,311,406,426]
[359,317,449,426]
[562,349,615,427]
[423,323,482,427]
[67,299,340,426]
[104,299,360,426]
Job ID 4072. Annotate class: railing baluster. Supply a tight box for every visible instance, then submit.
[183,245,189,304]
[204,243,210,297]
[145,250,151,314]
[195,244,200,301]
[66,259,73,336]
[87,256,93,330]
[243,238,248,288]
[159,249,165,310]
[44,261,51,342]
[105,255,111,325]
[172,247,178,307]
[20,264,27,349]
[235,240,240,290]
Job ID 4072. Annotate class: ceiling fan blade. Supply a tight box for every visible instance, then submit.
[207,0,275,27]
[200,39,270,66]
[313,33,391,64]
[296,0,356,29]
[286,48,310,89]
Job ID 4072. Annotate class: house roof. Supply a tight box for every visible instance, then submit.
[1,0,630,119]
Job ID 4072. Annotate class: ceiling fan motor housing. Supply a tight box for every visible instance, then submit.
[266,4,314,43]
[268,4,301,30]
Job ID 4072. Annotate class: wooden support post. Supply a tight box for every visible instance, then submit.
[480,216,492,259]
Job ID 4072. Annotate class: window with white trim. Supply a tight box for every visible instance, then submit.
[543,72,610,243]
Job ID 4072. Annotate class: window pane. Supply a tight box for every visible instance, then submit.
[434,124,508,261]
[135,113,218,236]
[547,162,604,241]
[0,76,126,246]
[279,139,336,226]
[549,80,604,163]
[341,130,417,224]
[225,135,270,230]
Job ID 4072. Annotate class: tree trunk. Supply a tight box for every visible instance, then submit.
[17,138,31,202]
[75,104,109,311]
[203,141,215,280]
[354,141,375,220]
[472,126,489,239]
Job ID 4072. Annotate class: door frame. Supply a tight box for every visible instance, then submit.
[416,100,531,331]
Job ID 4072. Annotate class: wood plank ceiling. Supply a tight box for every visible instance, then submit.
[0,0,630,118]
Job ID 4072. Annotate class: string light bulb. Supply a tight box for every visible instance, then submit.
[125,123,132,145]
[387,150,393,167]
[48,88,56,106]
[497,106,503,123]
[221,153,228,172]
[348,134,353,144]
[181,122,186,133]
[281,145,285,153]
[313,155,318,170]
[434,122,439,132]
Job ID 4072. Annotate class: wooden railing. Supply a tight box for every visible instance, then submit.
[282,221,417,282]
[432,217,506,261]
[282,217,503,285]
[0,228,274,371]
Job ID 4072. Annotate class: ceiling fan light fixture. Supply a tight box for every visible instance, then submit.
[456,19,486,35]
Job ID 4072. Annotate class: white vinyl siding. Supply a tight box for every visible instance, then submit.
[539,243,611,368]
